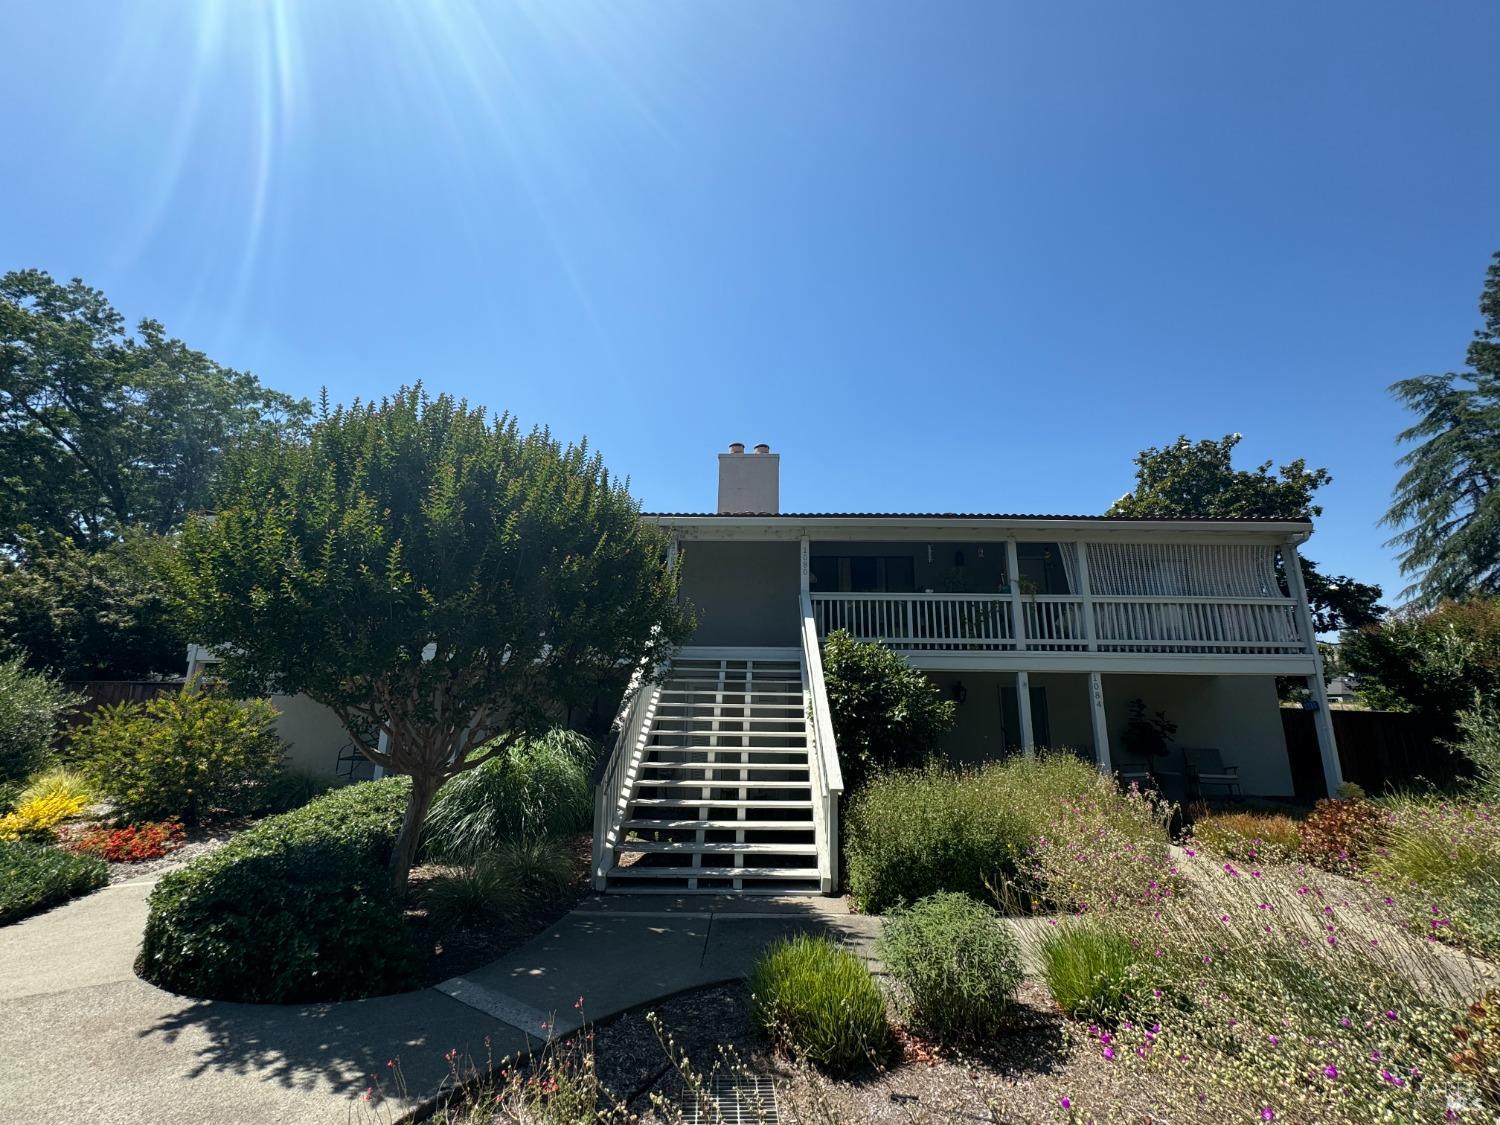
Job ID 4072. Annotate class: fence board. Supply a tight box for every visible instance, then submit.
[1281,707,1465,800]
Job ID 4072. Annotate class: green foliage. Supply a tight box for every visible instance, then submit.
[1038,921,1157,1022]
[844,754,1157,914]
[820,630,955,790]
[0,269,308,548]
[15,765,93,807]
[747,934,890,1074]
[1108,433,1384,632]
[878,891,1022,1041]
[0,655,76,796]
[422,837,579,929]
[139,778,418,1002]
[70,682,287,825]
[1454,699,1500,798]
[1191,810,1303,864]
[174,386,689,892]
[1340,598,1500,727]
[0,839,107,924]
[1383,251,1500,605]
[1452,991,1500,1109]
[424,729,596,861]
[0,533,185,679]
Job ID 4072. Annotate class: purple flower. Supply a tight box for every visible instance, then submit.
[1386,1010,1398,1021]
[1322,1064,1338,1079]
[1380,1069,1405,1088]
[1059,1096,1071,1109]
[1261,1109,1276,1121]
[1102,1046,1115,1060]
[1267,1034,1280,1046]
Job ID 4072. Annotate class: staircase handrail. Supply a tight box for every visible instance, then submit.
[800,592,844,799]
[591,657,660,888]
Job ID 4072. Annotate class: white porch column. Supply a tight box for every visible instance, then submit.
[799,536,810,594]
[1284,541,1344,796]
[1016,670,1035,756]
[1089,671,1112,774]
[1005,540,1026,650]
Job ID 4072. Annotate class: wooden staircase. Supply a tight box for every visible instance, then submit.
[595,653,824,894]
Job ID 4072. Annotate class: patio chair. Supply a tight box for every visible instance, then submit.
[1184,747,1241,800]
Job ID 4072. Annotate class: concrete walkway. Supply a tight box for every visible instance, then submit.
[0,879,878,1125]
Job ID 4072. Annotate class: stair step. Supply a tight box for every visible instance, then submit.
[654,702,806,711]
[607,866,819,880]
[644,743,808,754]
[628,798,814,808]
[633,778,814,789]
[616,840,820,855]
[623,818,815,830]
[639,761,809,772]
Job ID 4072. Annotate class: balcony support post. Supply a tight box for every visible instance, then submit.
[799,536,810,595]
[1016,670,1035,756]
[1283,541,1344,796]
[1089,671,1112,774]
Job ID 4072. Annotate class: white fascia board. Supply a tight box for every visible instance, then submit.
[902,652,1319,676]
[646,515,1312,544]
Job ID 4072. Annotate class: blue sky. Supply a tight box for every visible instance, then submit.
[2,2,1497,602]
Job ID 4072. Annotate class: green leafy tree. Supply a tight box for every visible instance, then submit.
[1384,251,1500,605]
[1340,598,1500,725]
[821,630,956,790]
[0,269,307,548]
[0,533,184,680]
[174,387,690,894]
[1108,434,1385,633]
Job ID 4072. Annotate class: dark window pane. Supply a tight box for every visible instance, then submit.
[884,556,916,592]
[849,557,879,592]
[810,556,838,591]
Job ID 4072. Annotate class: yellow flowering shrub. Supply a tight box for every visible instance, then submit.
[0,792,89,841]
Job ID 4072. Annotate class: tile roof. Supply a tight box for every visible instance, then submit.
[644,511,1310,523]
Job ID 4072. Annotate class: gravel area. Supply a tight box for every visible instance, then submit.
[509,978,1156,1124]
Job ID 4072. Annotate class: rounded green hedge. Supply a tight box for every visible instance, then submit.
[0,840,108,925]
[748,934,890,1074]
[138,777,418,1003]
[879,891,1022,1041]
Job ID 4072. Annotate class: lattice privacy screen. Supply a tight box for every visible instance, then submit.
[1083,542,1284,599]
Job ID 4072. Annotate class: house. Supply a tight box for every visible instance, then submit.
[590,442,1341,895]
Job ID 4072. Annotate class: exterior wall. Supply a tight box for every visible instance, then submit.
[269,693,355,778]
[679,540,801,647]
[925,671,1097,764]
[1101,674,1293,797]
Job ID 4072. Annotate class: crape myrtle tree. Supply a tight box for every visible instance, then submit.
[1384,250,1500,605]
[176,387,691,894]
[1108,434,1385,633]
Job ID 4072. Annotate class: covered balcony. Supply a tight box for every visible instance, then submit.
[807,540,1312,660]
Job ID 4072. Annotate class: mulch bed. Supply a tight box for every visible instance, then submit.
[403,832,595,989]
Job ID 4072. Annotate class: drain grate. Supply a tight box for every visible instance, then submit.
[676,1072,780,1125]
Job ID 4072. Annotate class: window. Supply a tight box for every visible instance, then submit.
[810,555,917,593]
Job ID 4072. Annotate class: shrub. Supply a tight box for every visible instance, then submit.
[0,839,108,924]
[17,766,93,807]
[1038,921,1156,1022]
[1340,597,1500,724]
[747,934,890,1074]
[1191,810,1303,864]
[1454,698,1500,799]
[0,656,76,798]
[252,767,335,815]
[1451,990,1500,1108]
[423,729,596,861]
[66,819,186,863]
[422,837,580,929]
[0,791,89,842]
[138,778,417,1002]
[1298,797,1388,871]
[845,754,1165,913]
[821,630,955,790]
[879,891,1022,1041]
[71,681,286,824]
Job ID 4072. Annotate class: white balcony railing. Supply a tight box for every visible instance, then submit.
[810,591,1308,657]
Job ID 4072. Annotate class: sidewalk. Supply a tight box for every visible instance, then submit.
[0,880,876,1125]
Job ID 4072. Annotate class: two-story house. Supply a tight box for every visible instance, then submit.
[590,442,1341,895]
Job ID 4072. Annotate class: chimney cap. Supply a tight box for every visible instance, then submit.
[754,443,771,454]
[727,442,745,454]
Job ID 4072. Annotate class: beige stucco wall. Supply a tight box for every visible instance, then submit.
[269,693,355,778]
[678,540,801,647]
[1101,674,1293,797]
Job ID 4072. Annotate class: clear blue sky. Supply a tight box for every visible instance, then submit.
[3,2,1497,602]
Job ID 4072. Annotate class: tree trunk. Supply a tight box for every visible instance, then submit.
[389,772,440,899]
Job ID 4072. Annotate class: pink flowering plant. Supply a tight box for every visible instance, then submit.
[1033,795,1494,1122]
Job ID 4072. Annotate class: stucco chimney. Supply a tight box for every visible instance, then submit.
[717,442,779,514]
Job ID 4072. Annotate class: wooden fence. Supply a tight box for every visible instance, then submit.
[1281,707,1466,799]
[62,679,184,727]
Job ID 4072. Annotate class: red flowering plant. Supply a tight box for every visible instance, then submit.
[1299,797,1389,873]
[64,819,186,863]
